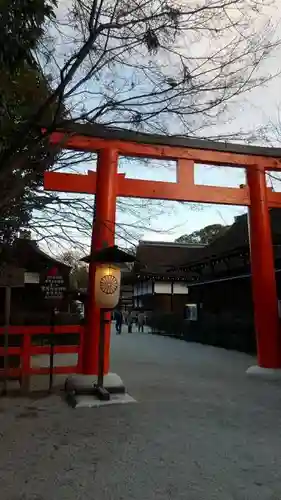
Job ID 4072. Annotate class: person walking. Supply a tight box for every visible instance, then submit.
[123,310,128,325]
[137,311,145,333]
[115,309,123,335]
[127,311,133,333]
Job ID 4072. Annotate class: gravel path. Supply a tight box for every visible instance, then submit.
[1,330,281,500]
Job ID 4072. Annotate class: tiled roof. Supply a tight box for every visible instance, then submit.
[124,209,281,282]
[0,239,71,272]
[135,240,205,274]
[178,208,281,270]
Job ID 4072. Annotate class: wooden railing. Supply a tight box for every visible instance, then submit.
[0,325,84,388]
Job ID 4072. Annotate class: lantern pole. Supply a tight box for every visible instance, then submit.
[94,307,111,400]
[64,245,136,407]
[97,309,105,388]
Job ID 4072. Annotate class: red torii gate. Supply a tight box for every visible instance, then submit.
[44,124,281,374]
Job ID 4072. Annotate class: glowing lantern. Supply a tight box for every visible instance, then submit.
[81,245,136,311]
[94,264,121,309]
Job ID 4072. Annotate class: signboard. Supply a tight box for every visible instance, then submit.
[0,265,25,288]
[41,267,67,300]
[184,303,198,321]
[24,272,40,284]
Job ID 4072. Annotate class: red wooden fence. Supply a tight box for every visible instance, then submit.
[0,325,84,383]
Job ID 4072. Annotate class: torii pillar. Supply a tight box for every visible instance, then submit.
[83,148,118,375]
[247,166,281,372]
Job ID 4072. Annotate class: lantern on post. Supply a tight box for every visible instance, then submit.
[94,264,121,309]
[80,245,136,401]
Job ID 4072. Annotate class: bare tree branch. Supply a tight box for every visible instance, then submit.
[1,0,281,250]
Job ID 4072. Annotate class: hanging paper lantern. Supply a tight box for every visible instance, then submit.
[94,264,121,309]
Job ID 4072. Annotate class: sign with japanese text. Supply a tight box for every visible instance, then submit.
[41,267,67,300]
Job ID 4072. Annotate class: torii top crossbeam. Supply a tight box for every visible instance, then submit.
[44,123,281,207]
[47,122,281,160]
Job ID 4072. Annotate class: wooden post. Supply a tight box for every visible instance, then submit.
[21,332,31,395]
[2,286,11,395]
[48,308,56,393]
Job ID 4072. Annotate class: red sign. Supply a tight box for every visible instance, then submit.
[47,267,59,277]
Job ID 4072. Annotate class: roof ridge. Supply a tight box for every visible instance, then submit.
[55,122,281,159]
[138,240,205,248]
